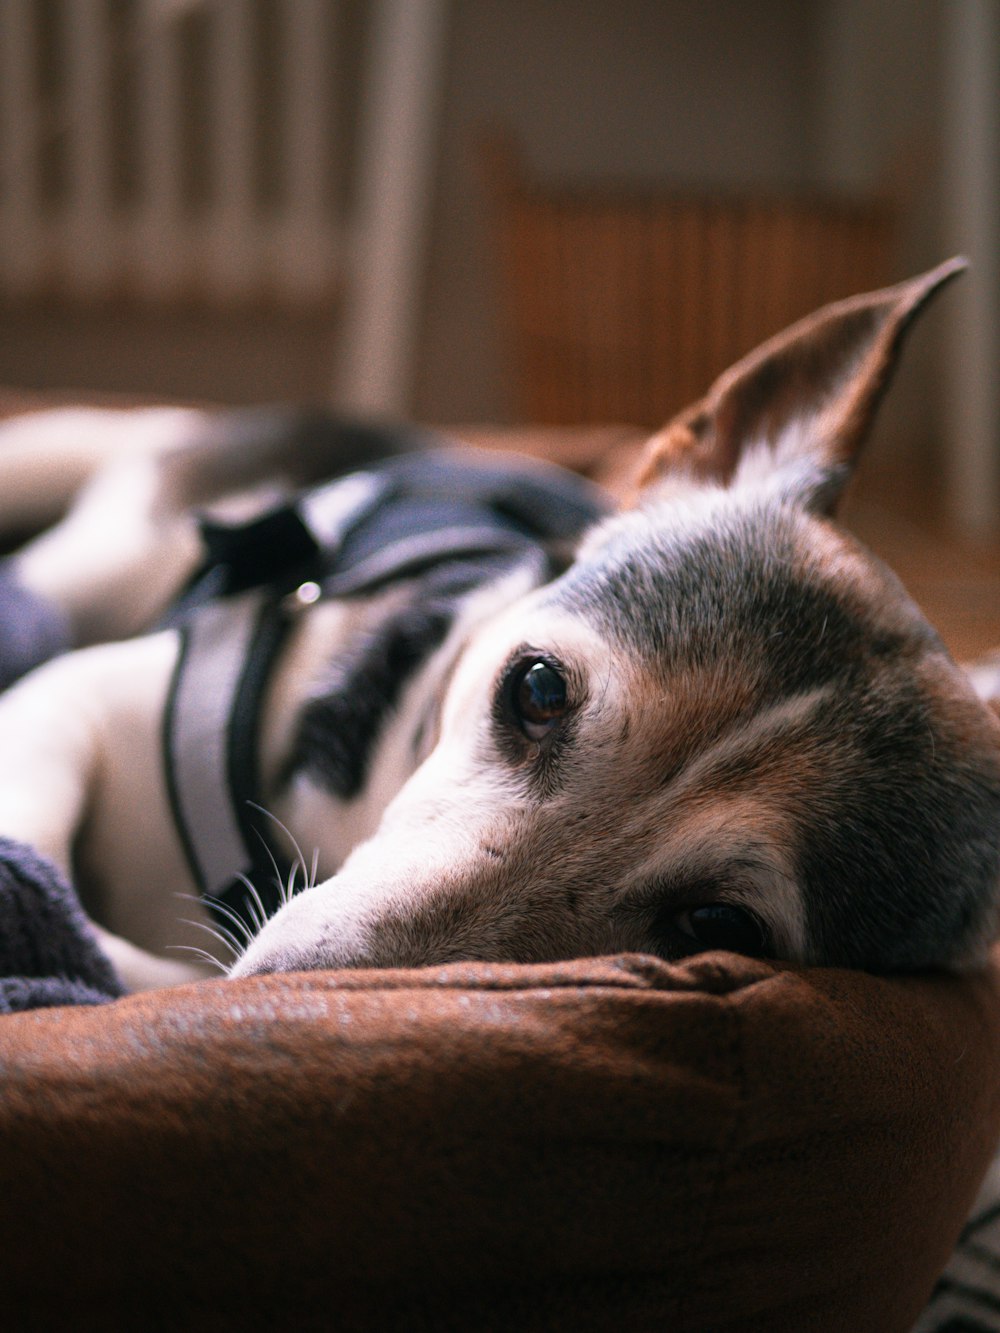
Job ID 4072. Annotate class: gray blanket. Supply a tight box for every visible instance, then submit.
[0,836,122,1012]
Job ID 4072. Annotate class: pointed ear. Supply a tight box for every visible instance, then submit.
[637,258,967,515]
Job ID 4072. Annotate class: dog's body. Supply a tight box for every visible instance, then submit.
[0,260,998,991]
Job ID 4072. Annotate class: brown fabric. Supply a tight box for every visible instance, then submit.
[1,951,999,1331]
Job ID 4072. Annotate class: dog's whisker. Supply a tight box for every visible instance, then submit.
[165,943,230,974]
[217,892,261,939]
[200,893,259,946]
[174,889,252,950]
[246,800,319,899]
[248,817,303,913]
[177,914,244,960]
[284,860,300,907]
[251,824,285,891]
[236,871,269,935]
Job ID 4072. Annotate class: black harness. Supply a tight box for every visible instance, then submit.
[161,450,608,932]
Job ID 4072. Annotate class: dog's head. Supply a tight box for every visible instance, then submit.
[233,260,1000,978]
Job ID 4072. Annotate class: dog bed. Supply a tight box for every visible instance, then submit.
[0,832,999,1332]
[0,933,998,1331]
[1,399,1000,1330]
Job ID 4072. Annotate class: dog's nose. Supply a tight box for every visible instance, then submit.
[227,890,377,977]
[230,939,344,977]
[228,950,281,979]
[229,954,277,978]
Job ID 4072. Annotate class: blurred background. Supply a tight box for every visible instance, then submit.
[0,0,997,635]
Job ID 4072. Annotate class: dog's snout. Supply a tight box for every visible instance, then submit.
[228,883,378,978]
[231,956,277,979]
[228,849,539,976]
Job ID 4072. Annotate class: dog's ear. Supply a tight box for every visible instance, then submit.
[638,258,966,515]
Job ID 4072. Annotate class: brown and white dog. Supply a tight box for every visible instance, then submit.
[0,259,998,991]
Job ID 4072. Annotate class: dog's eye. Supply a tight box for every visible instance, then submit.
[511,660,568,741]
[673,903,769,958]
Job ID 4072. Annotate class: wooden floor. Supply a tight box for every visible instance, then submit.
[844,486,1000,667]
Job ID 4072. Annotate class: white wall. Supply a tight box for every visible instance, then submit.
[815,0,999,529]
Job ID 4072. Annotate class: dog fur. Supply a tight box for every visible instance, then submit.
[0,259,998,990]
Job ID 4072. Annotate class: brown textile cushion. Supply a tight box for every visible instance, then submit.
[1,951,999,1332]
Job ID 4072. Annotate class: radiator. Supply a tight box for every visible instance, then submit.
[487,143,896,428]
[0,0,340,306]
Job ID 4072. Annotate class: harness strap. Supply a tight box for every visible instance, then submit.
[163,468,411,930]
[317,523,533,598]
[163,594,294,926]
[164,597,259,899]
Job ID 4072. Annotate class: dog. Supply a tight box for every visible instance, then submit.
[0,258,997,992]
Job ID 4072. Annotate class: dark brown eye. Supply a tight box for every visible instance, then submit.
[512,660,568,741]
[674,904,769,958]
